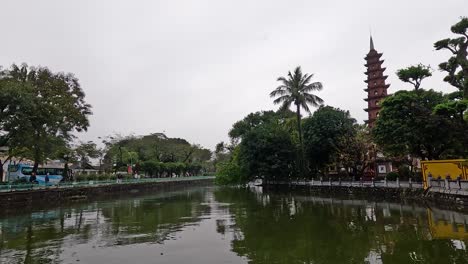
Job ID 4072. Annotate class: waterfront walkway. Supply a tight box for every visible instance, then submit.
[0,176,215,193]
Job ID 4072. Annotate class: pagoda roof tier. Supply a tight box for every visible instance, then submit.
[364,67,386,75]
[364,75,388,83]
[364,106,381,112]
[364,52,383,60]
[364,118,377,124]
[366,84,390,90]
[364,60,385,67]
[364,95,388,101]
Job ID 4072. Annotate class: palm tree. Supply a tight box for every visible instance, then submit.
[270,66,324,176]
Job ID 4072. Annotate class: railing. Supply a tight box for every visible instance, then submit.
[0,176,215,193]
[427,177,468,190]
[271,178,423,189]
[270,177,468,193]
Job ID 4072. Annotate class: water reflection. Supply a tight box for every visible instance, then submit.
[0,189,210,263]
[0,187,467,264]
[214,188,468,264]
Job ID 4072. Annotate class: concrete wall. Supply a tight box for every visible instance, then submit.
[0,178,213,208]
[265,183,468,210]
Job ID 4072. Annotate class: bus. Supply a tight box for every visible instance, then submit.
[7,164,64,184]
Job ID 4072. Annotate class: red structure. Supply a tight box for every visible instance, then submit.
[364,36,390,128]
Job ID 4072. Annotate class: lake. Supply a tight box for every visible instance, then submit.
[0,186,467,264]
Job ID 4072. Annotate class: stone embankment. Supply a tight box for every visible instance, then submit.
[0,177,214,208]
[266,179,468,207]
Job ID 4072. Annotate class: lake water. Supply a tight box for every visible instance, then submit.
[0,186,467,264]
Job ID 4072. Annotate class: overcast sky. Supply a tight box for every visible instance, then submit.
[1,0,466,149]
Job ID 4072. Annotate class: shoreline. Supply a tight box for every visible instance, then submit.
[0,177,214,210]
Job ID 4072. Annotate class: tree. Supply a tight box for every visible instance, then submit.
[434,17,468,99]
[339,125,374,178]
[396,64,432,90]
[0,64,92,172]
[102,133,212,174]
[302,106,356,175]
[373,90,462,159]
[215,146,246,185]
[0,76,35,177]
[238,122,296,182]
[228,110,295,141]
[74,141,100,170]
[270,66,323,176]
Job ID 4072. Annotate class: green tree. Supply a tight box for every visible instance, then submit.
[73,141,100,170]
[434,17,468,99]
[228,110,296,142]
[215,147,246,185]
[338,125,374,178]
[396,64,432,90]
[270,66,323,176]
[238,122,296,182]
[302,106,356,175]
[373,90,462,159]
[103,133,212,175]
[0,64,91,172]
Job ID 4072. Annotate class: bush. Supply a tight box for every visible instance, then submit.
[74,174,86,182]
[74,173,116,182]
[413,171,423,182]
[215,148,251,186]
[386,172,399,181]
[12,178,28,184]
[397,165,412,180]
[215,161,243,185]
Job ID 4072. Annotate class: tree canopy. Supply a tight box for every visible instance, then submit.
[396,64,432,90]
[102,133,212,176]
[0,64,92,171]
[434,17,468,99]
[373,90,464,159]
[237,122,297,182]
[303,106,357,173]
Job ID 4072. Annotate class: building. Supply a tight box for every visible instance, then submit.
[364,36,390,128]
[363,36,393,178]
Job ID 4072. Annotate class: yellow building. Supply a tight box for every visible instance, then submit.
[421,159,468,189]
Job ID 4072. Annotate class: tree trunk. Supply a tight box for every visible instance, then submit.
[296,103,305,178]
[33,161,39,173]
[0,159,3,182]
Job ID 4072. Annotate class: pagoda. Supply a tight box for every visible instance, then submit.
[364,36,390,128]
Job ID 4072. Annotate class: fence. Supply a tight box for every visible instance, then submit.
[0,176,215,193]
[427,177,468,190]
[270,177,468,192]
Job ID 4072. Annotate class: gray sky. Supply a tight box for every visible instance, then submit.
[1,0,466,149]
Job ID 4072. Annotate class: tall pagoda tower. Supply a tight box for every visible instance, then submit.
[364,36,390,128]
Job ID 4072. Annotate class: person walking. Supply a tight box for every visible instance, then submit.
[45,172,50,185]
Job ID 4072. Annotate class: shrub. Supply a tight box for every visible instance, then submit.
[386,172,399,181]
[215,148,247,185]
[74,174,86,182]
[397,165,412,180]
[12,178,28,184]
[413,171,423,182]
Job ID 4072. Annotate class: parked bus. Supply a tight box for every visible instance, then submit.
[7,164,64,184]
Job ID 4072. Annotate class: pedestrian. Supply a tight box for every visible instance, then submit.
[30,172,37,184]
[45,172,50,185]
